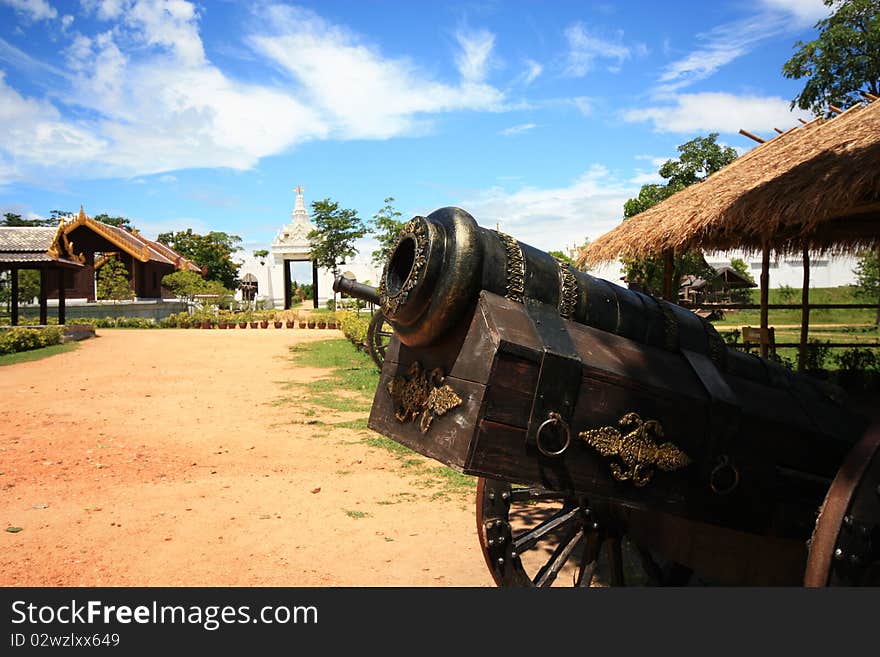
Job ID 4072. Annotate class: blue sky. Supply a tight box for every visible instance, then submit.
[0,0,832,260]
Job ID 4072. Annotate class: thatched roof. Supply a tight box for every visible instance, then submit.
[580,96,880,266]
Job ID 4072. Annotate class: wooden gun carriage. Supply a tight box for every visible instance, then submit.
[335,207,880,587]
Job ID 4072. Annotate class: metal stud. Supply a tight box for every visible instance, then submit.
[501,491,510,501]
[591,522,599,530]
[834,548,844,560]
[497,557,504,565]
[843,515,853,527]
[487,491,495,500]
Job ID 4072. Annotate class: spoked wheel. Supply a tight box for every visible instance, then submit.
[367,311,393,369]
[476,477,693,587]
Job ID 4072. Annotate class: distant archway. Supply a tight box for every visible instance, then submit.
[271,185,319,310]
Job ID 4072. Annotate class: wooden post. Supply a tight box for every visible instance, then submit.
[11,266,19,326]
[283,259,292,310]
[759,245,770,358]
[662,248,675,302]
[39,267,48,325]
[876,244,880,328]
[798,250,810,372]
[58,269,66,326]
[312,261,319,309]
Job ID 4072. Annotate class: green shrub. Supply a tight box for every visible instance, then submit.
[336,311,370,346]
[833,347,878,372]
[0,326,64,355]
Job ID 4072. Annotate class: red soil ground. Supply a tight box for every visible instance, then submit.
[0,328,494,587]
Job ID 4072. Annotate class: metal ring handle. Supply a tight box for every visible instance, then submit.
[536,412,571,458]
[709,456,740,495]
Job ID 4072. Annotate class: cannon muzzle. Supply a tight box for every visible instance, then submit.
[333,275,380,305]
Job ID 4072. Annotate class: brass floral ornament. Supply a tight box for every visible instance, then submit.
[387,362,462,433]
[579,412,691,487]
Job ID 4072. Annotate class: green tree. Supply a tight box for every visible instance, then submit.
[96,256,135,301]
[157,229,242,289]
[93,213,133,229]
[1,212,55,227]
[853,249,880,325]
[621,134,738,297]
[252,249,269,266]
[161,270,234,309]
[308,199,368,306]
[783,0,880,116]
[370,197,404,267]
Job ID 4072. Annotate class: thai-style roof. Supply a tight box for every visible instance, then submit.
[0,226,83,267]
[579,95,880,266]
[62,207,201,272]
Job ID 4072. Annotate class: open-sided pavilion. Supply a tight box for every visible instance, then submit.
[580,94,880,370]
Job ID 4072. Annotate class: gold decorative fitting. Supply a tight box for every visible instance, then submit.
[579,412,691,487]
[386,361,462,433]
[497,231,525,303]
[557,262,578,319]
[379,217,428,317]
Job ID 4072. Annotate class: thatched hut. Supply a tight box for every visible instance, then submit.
[579,95,880,368]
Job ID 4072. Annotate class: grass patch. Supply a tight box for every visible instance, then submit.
[0,342,78,366]
[284,339,377,412]
[333,418,370,430]
[343,509,370,519]
[712,286,877,328]
[285,338,475,499]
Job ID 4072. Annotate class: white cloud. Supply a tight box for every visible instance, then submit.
[758,0,831,26]
[455,28,495,83]
[629,171,663,185]
[621,92,812,134]
[0,2,517,184]
[0,0,56,21]
[658,16,780,92]
[563,23,637,76]
[521,59,542,85]
[459,165,636,252]
[500,123,537,136]
[571,96,594,116]
[249,5,507,140]
[658,1,830,93]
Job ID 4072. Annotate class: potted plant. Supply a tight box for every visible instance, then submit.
[238,311,248,329]
[285,311,295,329]
[259,312,269,329]
[326,312,337,330]
[298,312,307,329]
[317,314,327,329]
[307,314,316,329]
[273,312,283,329]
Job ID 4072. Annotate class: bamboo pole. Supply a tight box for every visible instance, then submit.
[760,245,770,358]
[739,129,765,144]
[798,249,810,372]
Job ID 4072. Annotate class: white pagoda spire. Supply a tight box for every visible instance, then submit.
[291,185,309,226]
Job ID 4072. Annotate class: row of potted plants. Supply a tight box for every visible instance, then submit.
[166,310,339,330]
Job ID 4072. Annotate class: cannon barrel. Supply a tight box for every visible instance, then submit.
[332,274,381,306]
[372,207,757,377]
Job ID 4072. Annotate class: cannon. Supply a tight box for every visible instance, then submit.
[334,207,880,586]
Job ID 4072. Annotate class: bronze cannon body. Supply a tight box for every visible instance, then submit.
[335,207,879,587]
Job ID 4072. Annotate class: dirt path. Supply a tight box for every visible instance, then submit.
[0,329,494,587]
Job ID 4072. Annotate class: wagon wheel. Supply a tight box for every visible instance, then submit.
[804,421,880,586]
[476,477,693,587]
[367,311,393,369]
